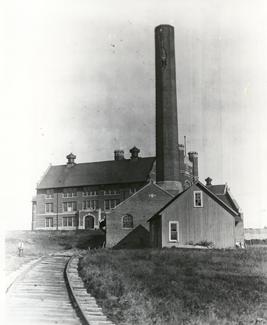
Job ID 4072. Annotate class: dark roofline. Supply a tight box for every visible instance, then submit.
[196,181,239,217]
[43,156,156,169]
[37,180,147,191]
[148,181,240,223]
[224,188,241,213]
[36,156,156,190]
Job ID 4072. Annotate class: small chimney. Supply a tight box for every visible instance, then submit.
[66,153,76,167]
[129,146,140,160]
[188,151,198,181]
[205,177,212,186]
[178,144,185,158]
[114,150,125,161]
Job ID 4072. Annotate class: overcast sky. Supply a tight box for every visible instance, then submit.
[2,0,267,229]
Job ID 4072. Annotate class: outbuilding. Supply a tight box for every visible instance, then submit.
[106,181,173,248]
[148,181,243,249]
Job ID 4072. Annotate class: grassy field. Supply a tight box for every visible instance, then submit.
[5,230,105,275]
[79,247,267,325]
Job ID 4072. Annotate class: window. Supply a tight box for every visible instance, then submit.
[62,217,73,227]
[104,189,119,195]
[193,191,203,207]
[122,214,133,229]
[46,189,54,199]
[45,217,53,228]
[63,189,77,198]
[32,203,37,213]
[82,200,99,210]
[129,188,137,195]
[62,201,77,212]
[45,203,53,213]
[82,190,98,196]
[169,221,179,242]
[104,199,119,210]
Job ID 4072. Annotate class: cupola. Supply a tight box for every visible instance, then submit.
[205,177,212,186]
[66,153,76,167]
[129,146,140,160]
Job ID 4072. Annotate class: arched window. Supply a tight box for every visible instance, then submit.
[122,214,133,229]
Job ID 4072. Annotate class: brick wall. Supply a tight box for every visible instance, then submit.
[33,182,146,230]
[106,182,172,248]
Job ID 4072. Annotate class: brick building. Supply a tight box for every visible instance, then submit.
[32,24,244,248]
[106,181,173,248]
[32,148,195,231]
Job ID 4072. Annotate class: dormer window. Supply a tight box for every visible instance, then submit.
[193,191,203,207]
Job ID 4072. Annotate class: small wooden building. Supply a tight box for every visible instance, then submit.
[148,181,243,249]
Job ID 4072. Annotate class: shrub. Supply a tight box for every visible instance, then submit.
[195,240,214,248]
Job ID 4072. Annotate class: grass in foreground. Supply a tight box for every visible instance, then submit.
[79,247,267,325]
[5,230,104,274]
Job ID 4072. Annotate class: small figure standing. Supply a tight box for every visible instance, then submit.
[18,241,24,257]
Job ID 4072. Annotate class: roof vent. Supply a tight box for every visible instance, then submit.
[205,177,212,186]
[66,153,76,167]
[129,146,140,160]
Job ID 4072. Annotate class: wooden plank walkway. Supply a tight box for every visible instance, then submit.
[5,255,82,325]
[66,256,115,325]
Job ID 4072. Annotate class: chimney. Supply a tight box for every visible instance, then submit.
[178,144,185,161]
[66,153,76,167]
[205,177,212,186]
[114,150,125,161]
[129,146,140,160]
[155,24,182,194]
[188,152,198,181]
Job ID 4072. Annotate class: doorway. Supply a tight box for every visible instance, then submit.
[84,215,94,229]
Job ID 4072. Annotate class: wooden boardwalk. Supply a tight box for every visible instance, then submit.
[5,255,82,325]
[66,256,115,325]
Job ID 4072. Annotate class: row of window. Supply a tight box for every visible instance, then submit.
[45,215,133,229]
[45,217,75,228]
[45,199,120,213]
[45,188,136,199]
[45,216,178,242]
[45,192,203,213]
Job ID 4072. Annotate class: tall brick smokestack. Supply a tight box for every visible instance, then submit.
[155,24,182,194]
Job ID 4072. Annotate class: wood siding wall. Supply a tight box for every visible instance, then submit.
[160,184,236,248]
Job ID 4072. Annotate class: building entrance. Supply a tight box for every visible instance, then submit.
[84,215,94,229]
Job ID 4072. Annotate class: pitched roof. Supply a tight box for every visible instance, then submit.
[37,157,155,189]
[112,180,173,210]
[196,182,240,217]
[148,181,241,222]
[208,185,240,214]
[208,185,226,195]
[147,187,191,220]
